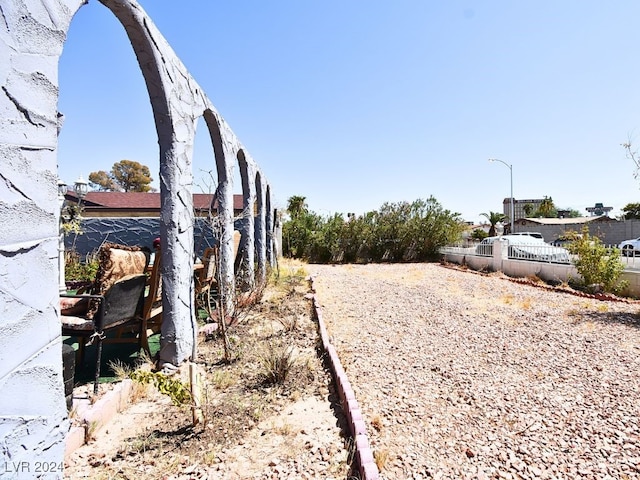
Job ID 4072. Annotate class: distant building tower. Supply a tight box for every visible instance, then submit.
[503,198,545,221]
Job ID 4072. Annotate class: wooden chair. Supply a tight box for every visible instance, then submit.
[60,243,150,390]
[142,245,163,348]
[195,246,218,312]
[61,274,147,394]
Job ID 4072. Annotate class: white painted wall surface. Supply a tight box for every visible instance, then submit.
[0,0,84,477]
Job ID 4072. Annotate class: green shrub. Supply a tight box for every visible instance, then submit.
[470,228,489,241]
[565,228,628,294]
[129,369,192,406]
[65,250,99,282]
[282,196,465,263]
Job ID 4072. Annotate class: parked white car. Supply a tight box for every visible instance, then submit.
[619,237,640,256]
[510,231,544,240]
[475,235,570,264]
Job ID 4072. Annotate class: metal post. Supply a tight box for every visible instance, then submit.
[509,166,514,234]
[488,158,514,233]
[58,180,67,294]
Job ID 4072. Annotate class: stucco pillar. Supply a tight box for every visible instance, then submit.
[255,176,267,285]
[492,238,508,272]
[265,191,275,266]
[237,154,255,290]
[0,0,85,473]
[100,0,203,366]
[217,161,236,314]
[157,138,197,366]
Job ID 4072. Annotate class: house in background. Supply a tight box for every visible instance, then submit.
[63,191,250,257]
[64,191,245,217]
[514,215,624,244]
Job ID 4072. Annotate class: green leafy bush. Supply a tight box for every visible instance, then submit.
[65,250,99,282]
[129,369,192,406]
[565,228,628,294]
[470,228,489,241]
[282,196,465,263]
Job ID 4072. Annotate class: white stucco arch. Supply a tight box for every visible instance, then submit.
[1,0,275,469]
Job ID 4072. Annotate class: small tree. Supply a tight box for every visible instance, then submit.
[470,228,488,241]
[480,211,506,237]
[89,160,153,192]
[565,228,628,294]
[523,203,534,217]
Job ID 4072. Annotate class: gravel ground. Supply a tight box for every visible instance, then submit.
[309,263,640,480]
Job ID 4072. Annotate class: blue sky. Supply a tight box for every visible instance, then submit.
[57,1,640,224]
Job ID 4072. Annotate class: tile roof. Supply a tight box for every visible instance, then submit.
[520,216,615,225]
[65,191,244,210]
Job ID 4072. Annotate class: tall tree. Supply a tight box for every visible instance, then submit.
[622,202,640,219]
[286,195,307,219]
[536,196,557,218]
[89,160,153,192]
[523,203,534,217]
[480,211,507,237]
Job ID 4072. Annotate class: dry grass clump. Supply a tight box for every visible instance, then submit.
[525,273,544,284]
[67,258,353,478]
[259,344,297,385]
[370,414,384,432]
[374,448,390,470]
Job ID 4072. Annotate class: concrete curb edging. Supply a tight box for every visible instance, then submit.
[308,277,380,480]
[65,379,135,458]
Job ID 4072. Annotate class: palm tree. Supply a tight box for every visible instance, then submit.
[286,195,307,219]
[537,196,556,218]
[523,203,534,217]
[480,211,507,237]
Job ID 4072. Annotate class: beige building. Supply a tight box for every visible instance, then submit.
[502,198,545,221]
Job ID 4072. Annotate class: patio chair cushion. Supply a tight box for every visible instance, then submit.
[61,244,148,318]
[60,296,90,316]
[87,243,149,318]
[60,315,95,331]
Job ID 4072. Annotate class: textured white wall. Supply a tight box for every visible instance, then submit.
[1,0,276,474]
[0,0,85,477]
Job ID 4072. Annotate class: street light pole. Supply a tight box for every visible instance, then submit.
[488,158,514,234]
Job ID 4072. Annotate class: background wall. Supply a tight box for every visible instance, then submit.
[66,217,231,259]
[514,219,640,246]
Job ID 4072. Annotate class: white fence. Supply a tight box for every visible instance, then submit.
[441,240,640,298]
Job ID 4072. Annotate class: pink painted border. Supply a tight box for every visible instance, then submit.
[309,277,380,480]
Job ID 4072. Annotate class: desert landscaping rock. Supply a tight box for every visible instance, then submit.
[310,263,640,479]
[66,262,640,479]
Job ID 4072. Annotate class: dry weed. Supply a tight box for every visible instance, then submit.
[370,414,383,432]
[273,422,293,436]
[84,420,99,443]
[502,294,515,305]
[211,369,236,390]
[525,274,543,284]
[259,344,296,385]
[374,448,390,470]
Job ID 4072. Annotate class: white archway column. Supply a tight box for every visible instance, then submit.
[255,175,267,284]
